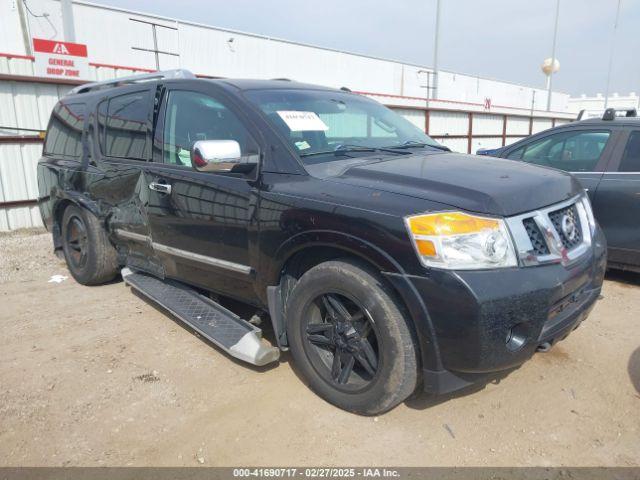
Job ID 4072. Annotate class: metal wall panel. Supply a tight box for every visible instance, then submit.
[532,118,553,134]
[0,57,34,76]
[438,137,468,153]
[0,144,29,202]
[393,108,426,131]
[429,111,469,136]
[507,116,531,136]
[0,81,67,133]
[472,137,503,154]
[472,114,503,135]
[0,205,42,232]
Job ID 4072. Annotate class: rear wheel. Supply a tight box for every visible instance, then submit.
[61,205,118,285]
[286,259,418,415]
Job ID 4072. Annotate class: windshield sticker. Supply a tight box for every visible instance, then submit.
[277,111,329,131]
[294,140,311,150]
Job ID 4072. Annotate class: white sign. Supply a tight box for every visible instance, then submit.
[33,38,89,80]
[277,111,329,131]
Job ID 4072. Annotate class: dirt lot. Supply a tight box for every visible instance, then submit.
[0,229,638,467]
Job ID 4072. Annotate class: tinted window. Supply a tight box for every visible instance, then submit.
[515,130,610,172]
[44,102,86,158]
[162,90,258,170]
[506,146,524,160]
[103,91,150,160]
[619,131,640,172]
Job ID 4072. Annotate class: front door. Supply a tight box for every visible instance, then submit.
[504,128,618,215]
[593,129,640,268]
[143,82,263,303]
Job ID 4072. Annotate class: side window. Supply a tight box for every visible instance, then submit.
[618,131,640,172]
[506,146,524,160]
[44,102,86,158]
[162,90,258,170]
[103,90,151,160]
[517,131,610,172]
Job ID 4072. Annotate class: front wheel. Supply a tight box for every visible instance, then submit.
[286,260,418,415]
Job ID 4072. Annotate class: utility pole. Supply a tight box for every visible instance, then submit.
[60,0,76,42]
[432,0,442,100]
[546,0,561,111]
[15,0,32,55]
[604,0,622,109]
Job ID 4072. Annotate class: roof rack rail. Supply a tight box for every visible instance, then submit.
[270,78,292,82]
[576,109,585,121]
[602,107,637,121]
[66,69,195,96]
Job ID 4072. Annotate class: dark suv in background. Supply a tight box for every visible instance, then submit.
[38,70,606,414]
[478,108,640,272]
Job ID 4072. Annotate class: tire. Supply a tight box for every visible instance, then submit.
[286,259,418,415]
[61,205,118,285]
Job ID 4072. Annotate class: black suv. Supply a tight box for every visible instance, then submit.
[478,108,640,272]
[37,70,606,414]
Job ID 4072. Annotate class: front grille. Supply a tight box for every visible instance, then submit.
[507,196,591,267]
[548,204,583,250]
[523,217,550,255]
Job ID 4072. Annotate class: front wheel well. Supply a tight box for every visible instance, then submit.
[275,247,421,367]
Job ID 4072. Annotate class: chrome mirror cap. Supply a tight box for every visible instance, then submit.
[191,140,241,172]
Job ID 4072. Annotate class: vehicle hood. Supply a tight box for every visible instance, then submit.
[325,152,583,217]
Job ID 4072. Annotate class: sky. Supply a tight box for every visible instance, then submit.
[97,0,639,96]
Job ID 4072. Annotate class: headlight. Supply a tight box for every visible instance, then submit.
[405,211,518,270]
[580,194,596,235]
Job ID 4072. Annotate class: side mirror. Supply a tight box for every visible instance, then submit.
[191,140,241,172]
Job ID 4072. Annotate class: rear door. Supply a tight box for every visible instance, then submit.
[89,85,162,275]
[143,81,263,302]
[592,129,640,268]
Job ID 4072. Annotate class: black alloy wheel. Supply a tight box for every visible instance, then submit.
[303,292,380,391]
[65,213,89,270]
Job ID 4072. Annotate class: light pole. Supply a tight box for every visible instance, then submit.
[546,0,561,111]
[432,0,442,100]
[604,0,622,109]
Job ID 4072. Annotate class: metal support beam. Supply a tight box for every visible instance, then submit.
[467,112,473,154]
[502,115,508,146]
[15,0,32,56]
[60,0,76,42]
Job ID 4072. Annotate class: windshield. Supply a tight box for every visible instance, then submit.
[244,88,444,164]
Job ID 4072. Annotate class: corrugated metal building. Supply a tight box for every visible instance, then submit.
[0,0,575,231]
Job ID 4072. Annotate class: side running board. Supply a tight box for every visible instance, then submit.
[122,268,280,366]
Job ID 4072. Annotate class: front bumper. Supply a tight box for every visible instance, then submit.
[384,225,607,395]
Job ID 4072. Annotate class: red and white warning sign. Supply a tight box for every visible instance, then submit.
[33,38,89,80]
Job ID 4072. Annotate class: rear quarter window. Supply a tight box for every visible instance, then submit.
[44,102,86,158]
[618,131,640,172]
[99,90,151,160]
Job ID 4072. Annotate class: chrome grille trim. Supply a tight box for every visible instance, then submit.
[504,194,592,267]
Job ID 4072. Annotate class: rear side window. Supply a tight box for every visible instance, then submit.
[101,90,151,160]
[44,102,86,158]
[619,131,640,172]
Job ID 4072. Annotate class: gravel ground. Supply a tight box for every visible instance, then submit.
[0,229,638,467]
[0,229,65,284]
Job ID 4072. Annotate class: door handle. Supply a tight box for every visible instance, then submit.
[149,181,172,194]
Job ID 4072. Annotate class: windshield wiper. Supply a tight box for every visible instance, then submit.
[386,141,451,152]
[300,144,410,158]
